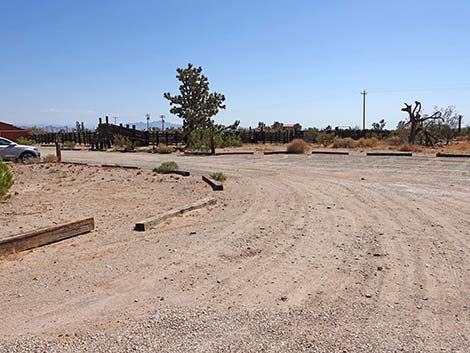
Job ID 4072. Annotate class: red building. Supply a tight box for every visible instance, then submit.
[0,122,29,142]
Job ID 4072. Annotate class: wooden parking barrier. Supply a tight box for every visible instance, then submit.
[366,152,412,157]
[312,150,349,155]
[156,170,190,177]
[215,151,255,156]
[436,152,470,158]
[134,198,216,231]
[0,218,94,256]
[202,175,224,191]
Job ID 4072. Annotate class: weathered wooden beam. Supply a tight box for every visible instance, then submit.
[134,198,216,231]
[263,151,289,155]
[436,152,470,158]
[312,150,349,155]
[202,175,224,191]
[156,170,190,177]
[0,218,94,256]
[101,164,140,169]
[366,152,412,157]
[215,151,255,156]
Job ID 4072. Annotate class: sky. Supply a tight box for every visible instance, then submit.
[1,0,470,129]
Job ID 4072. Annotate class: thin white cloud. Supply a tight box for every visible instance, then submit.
[40,108,74,114]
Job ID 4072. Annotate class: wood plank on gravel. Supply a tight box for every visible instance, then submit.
[366,152,413,157]
[202,175,224,191]
[312,150,349,155]
[134,197,216,231]
[436,152,470,158]
[0,218,94,256]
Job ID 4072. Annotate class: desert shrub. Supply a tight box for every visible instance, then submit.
[287,139,309,153]
[62,140,76,150]
[17,136,33,145]
[317,132,335,147]
[188,129,213,152]
[220,132,242,148]
[397,144,413,152]
[356,137,379,148]
[42,154,57,163]
[209,172,227,182]
[332,137,357,148]
[0,158,14,201]
[154,161,179,173]
[303,128,319,143]
[113,134,135,152]
[384,135,403,146]
[157,145,174,154]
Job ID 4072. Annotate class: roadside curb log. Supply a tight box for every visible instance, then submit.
[134,197,216,231]
[366,152,413,157]
[312,150,349,155]
[0,218,94,256]
[202,175,224,191]
[436,152,470,158]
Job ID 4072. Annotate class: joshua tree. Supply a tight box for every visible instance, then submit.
[401,101,443,145]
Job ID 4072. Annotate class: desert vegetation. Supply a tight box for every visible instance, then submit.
[209,171,227,182]
[286,139,309,153]
[0,158,14,201]
[153,161,179,173]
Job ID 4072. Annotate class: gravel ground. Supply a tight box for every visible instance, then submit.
[1,149,470,352]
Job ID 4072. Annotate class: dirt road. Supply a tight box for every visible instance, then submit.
[1,149,470,352]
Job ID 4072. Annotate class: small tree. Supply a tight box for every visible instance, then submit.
[164,64,227,154]
[0,158,14,201]
[371,119,386,131]
[401,101,443,145]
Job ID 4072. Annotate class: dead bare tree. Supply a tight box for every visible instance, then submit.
[401,101,443,145]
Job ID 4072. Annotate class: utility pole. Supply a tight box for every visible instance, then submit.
[160,115,165,131]
[113,116,118,125]
[361,90,367,130]
[146,114,150,131]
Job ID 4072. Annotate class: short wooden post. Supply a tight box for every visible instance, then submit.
[55,141,62,162]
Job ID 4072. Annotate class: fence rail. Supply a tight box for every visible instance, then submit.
[29,118,392,149]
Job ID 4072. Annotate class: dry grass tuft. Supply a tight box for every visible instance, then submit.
[287,139,309,154]
[332,138,357,148]
[42,154,58,163]
[356,137,379,148]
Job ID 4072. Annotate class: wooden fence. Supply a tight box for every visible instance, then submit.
[28,116,392,149]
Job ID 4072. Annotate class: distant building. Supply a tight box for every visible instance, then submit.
[0,122,29,142]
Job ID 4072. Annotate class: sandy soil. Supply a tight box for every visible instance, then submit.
[1,150,470,352]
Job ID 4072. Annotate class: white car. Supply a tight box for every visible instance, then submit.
[0,137,41,162]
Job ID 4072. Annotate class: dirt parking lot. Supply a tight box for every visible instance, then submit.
[1,149,470,352]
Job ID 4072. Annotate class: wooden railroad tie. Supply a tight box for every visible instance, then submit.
[436,152,470,158]
[134,198,216,232]
[366,152,413,157]
[202,175,224,191]
[0,218,94,257]
[312,150,349,155]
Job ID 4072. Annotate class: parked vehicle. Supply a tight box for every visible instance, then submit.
[0,137,40,162]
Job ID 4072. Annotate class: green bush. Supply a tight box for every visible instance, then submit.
[62,140,76,150]
[188,128,242,152]
[0,158,14,201]
[317,132,335,147]
[157,145,174,154]
[303,128,319,143]
[332,137,357,148]
[154,161,179,173]
[17,136,33,145]
[209,172,227,182]
[188,129,213,152]
[113,134,135,152]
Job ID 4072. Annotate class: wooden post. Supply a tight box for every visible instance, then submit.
[55,141,62,162]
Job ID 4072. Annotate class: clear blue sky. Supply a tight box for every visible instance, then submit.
[1,0,469,129]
